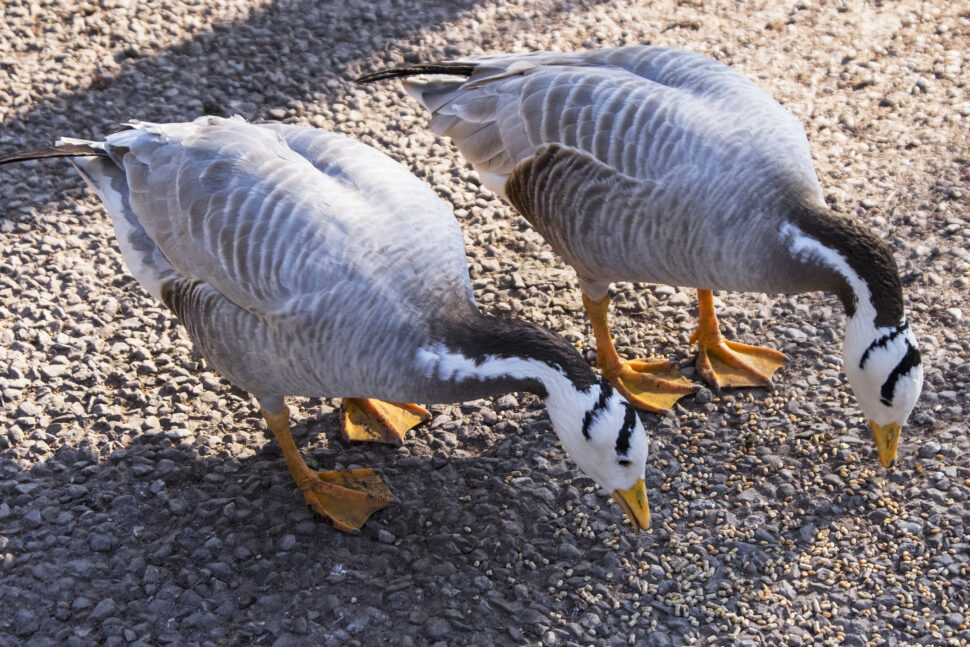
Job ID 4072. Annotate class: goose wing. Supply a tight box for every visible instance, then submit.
[103,116,473,321]
[257,122,476,315]
[403,46,823,203]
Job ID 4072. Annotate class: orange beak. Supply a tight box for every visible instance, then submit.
[869,421,902,468]
[611,478,650,531]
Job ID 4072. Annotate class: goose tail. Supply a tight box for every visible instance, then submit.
[0,140,108,166]
[1,136,178,301]
[356,63,478,115]
[354,62,476,85]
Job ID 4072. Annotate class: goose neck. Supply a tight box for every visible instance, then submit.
[783,200,904,328]
[419,311,599,402]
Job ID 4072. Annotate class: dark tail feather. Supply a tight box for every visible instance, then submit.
[354,62,476,84]
[0,143,107,167]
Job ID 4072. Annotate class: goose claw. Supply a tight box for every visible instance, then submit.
[694,338,787,389]
[262,405,395,533]
[691,289,786,389]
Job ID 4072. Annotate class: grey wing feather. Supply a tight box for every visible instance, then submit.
[104,118,328,314]
[65,141,180,300]
[89,116,477,401]
[256,122,476,314]
[106,117,473,321]
[404,46,823,203]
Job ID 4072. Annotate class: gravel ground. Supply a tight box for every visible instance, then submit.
[1,0,968,645]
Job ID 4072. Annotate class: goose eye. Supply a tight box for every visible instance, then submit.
[617,459,632,467]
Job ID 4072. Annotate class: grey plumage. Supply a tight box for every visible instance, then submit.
[359,46,924,469]
[67,118,479,411]
[359,46,885,303]
[9,116,620,412]
[0,116,657,530]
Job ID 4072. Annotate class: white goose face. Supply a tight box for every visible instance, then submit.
[415,345,650,526]
[844,319,923,466]
[544,379,650,529]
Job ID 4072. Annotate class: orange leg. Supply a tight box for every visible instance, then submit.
[583,293,695,413]
[262,405,394,533]
[690,289,787,389]
[341,398,430,445]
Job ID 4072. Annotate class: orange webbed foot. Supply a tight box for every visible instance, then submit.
[606,357,697,413]
[341,398,431,445]
[297,468,395,534]
[691,289,786,389]
[262,405,396,533]
[582,291,695,413]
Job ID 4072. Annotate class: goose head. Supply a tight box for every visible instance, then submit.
[783,215,923,467]
[543,378,651,530]
[844,316,923,467]
[420,319,652,530]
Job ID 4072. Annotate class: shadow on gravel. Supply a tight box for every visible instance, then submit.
[3,397,914,645]
[1,407,647,645]
[0,0,612,147]
[2,0,469,142]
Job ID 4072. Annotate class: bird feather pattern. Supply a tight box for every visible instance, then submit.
[399,46,828,293]
[78,117,477,402]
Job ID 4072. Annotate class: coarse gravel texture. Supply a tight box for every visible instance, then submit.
[0,0,968,645]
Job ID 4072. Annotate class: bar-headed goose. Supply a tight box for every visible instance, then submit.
[0,116,651,532]
[357,45,923,467]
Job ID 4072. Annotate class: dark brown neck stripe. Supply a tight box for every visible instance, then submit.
[789,201,904,327]
[614,404,637,456]
[581,381,612,439]
[437,309,599,396]
[860,321,908,369]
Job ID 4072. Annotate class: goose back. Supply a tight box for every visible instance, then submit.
[91,117,479,402]
[402,46,831,293]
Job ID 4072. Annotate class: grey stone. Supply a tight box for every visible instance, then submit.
[495,394,518,411]
[378,529,396,544]
[14,608,39,636]
[645,632,672,647]
[88,532,116,552]
[798,524,817,544]
[558,543,582,561]
[919,442,942,458]
[425,618,451,640]
[88,598,117,621]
